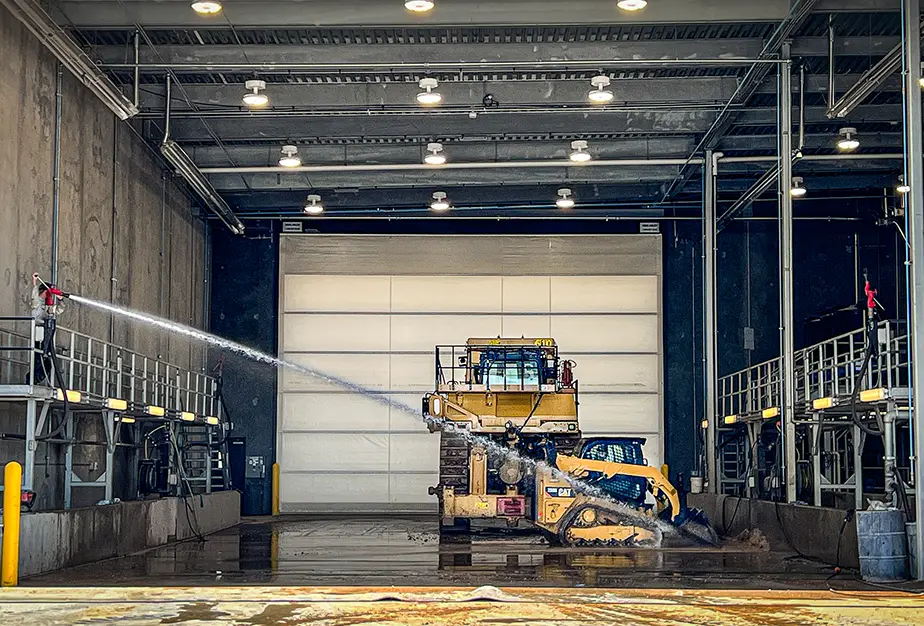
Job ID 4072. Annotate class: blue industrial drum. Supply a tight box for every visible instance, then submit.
[856,510,909,582]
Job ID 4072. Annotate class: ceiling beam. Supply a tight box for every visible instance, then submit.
[91,36,904,69]
[57,0,799,28]
[220,183,672,212]
[756,73,902,94]
[147,102,900,145]
[826,17,924,119]
[207,166,684,193]
[658,0,820,200]
[160,109,719,142]
[94,39,768,66]
[187,138,697,167]
[136,78,739,112]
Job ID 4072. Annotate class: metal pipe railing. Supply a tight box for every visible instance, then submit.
[719,321,908,417]
[0,318,216,415]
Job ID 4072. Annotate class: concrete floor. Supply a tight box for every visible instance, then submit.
[9,516,924,625]
[25,515,866,589]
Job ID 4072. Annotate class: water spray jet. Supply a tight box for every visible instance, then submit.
[68,294,685,536]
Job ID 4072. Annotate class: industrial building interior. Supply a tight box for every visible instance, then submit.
[2,0,924,623]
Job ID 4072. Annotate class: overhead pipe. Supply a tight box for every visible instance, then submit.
[159,74,245,235]
[716,157,801,230]
[196,152,902,177]
[135,102,735,120]
[722,153,903,163]
[717,67,857,232]
[658,0,818,203]
[0,0,138,120]
[799,64,806,150]
[50,64,63,283]
[222,213,863,222]
[199,158,701,174]
[703,150,720,493]
[162,74,172,146]
[779,46,797,503]
[827,16,924,119]
[901,0,924,581]
[102,58,788,72]
[133,31,141,109]
[828,14,836,110]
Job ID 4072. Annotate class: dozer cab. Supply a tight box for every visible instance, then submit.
[423,338,715,547]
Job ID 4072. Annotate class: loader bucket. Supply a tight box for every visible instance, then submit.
[671,507,719,546]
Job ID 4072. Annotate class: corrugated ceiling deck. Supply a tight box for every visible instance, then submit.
[124,67,747,85]
[68,13,903,48]
[794,12,901,37]
[71,23,781,46]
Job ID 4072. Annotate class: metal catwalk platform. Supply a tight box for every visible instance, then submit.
[716,321,911,508]
[0,316,228,508]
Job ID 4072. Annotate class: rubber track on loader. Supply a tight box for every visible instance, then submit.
[557,499,664,548]
[439,431,470,494]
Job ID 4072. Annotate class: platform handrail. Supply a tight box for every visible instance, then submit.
[718,320,908,421]
[0,318,217,417]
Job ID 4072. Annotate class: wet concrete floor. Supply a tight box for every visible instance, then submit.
[5,586,924,625]
[27,515,873,590]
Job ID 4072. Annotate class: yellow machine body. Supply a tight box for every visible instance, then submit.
[426,338,703,546]
[426,337,578,436]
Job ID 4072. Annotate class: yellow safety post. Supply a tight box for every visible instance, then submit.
[271,462,280,516]
[2,461,23,587]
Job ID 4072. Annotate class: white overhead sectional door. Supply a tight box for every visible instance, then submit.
[278,235,662,513]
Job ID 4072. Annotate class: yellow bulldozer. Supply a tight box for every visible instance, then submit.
[423,338,715,546]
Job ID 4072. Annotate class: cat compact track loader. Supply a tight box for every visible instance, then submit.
[423,338,715,547]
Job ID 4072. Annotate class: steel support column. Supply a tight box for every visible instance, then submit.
[902,0,924,581]
[64,410,74,509]
[779,45,798,503]
[704,150,718,492]
[23,399,36,491]
[103,410,116,502]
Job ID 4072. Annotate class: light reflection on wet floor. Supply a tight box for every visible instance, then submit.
[27,515,842,589]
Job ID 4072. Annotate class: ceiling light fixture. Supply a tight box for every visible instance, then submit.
[790,177,807,198]
[279,145,301,168]
[616,0,648,11]
[417,78,442,105]
[569,140,592,163]
[430,191,451,212]
[836,127,860,151]
[920,63,924,88]
[405,0,435,12]
[897,175,911,194]
[191,1,223,14]
[588,75,614,103]
[242,80,269,107]
[556,188,575,209]
[424,142,446,165]
[304,194,324,215]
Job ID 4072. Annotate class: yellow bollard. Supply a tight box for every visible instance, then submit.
[2,461,23,587]
[271,462,280,516]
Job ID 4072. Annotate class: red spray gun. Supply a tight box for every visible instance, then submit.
[33,273,70,305]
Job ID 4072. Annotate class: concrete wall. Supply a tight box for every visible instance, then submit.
[689,493,860,569]
[0,5,206,361]
[8,491,240,578]
[0,5,208,509]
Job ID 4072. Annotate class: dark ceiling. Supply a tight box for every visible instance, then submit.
[46,0,916,220]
